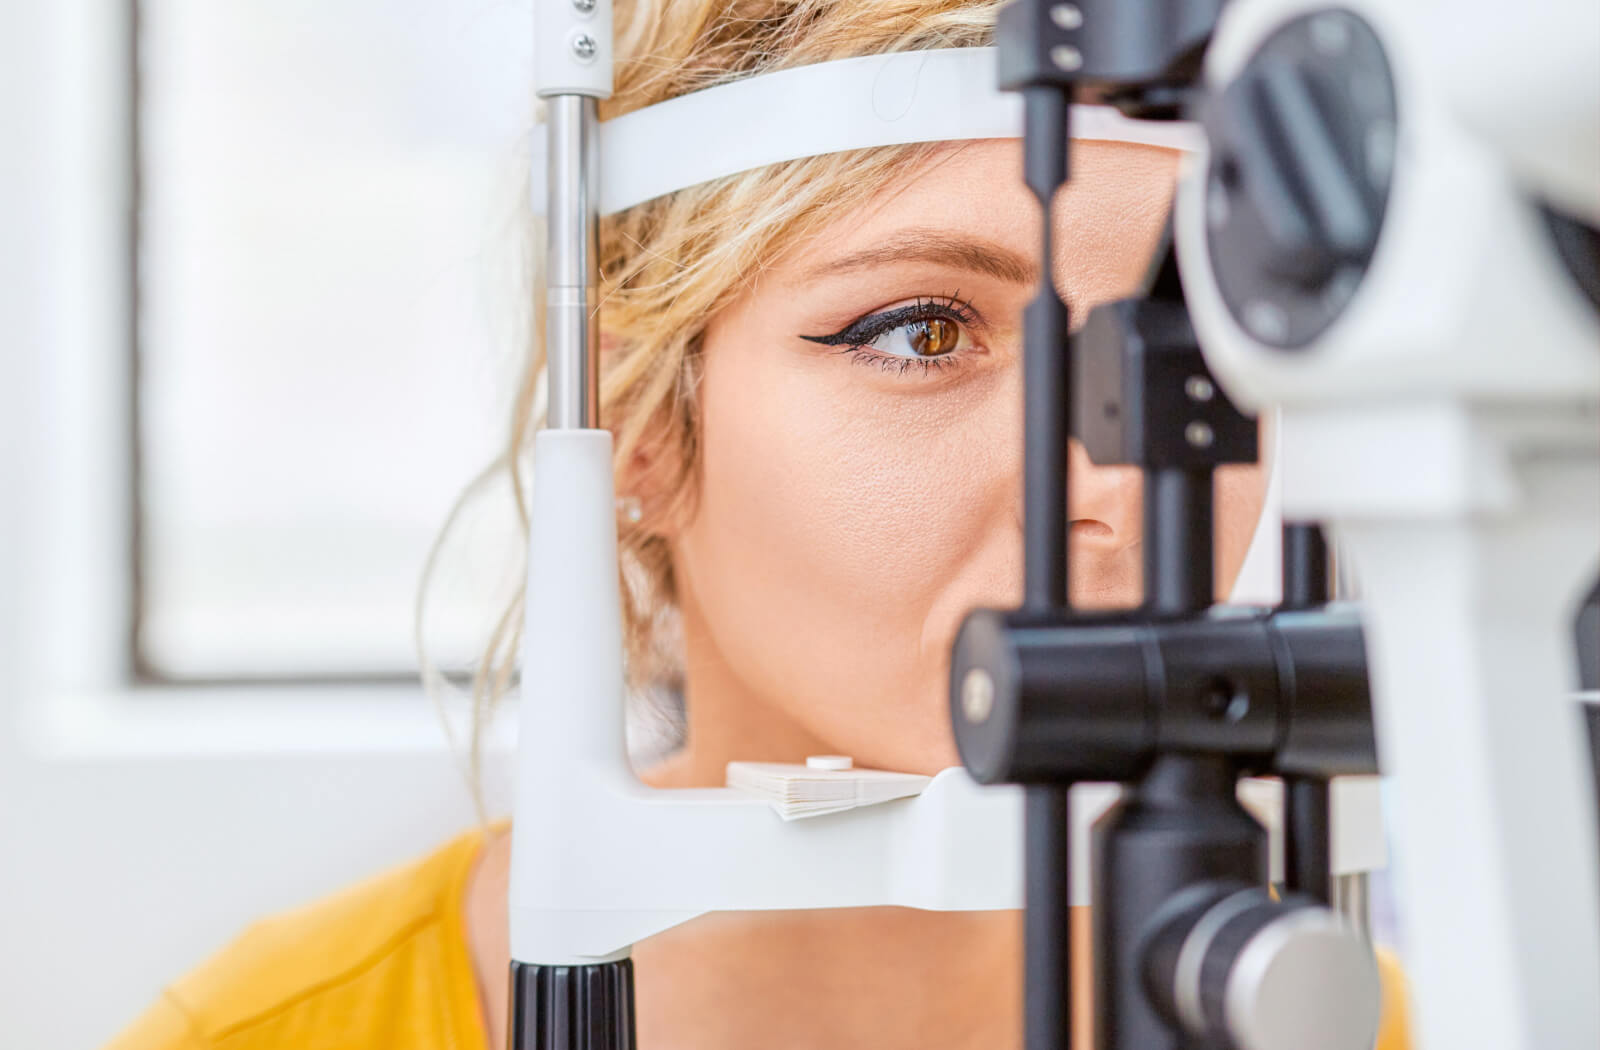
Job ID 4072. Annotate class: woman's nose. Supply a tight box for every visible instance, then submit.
[1066,438,1141,553]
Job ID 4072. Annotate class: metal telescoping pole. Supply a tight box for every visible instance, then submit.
[545,93,600,431]
[511,5,632,1050]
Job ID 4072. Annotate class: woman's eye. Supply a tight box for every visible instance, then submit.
[799,295,982,375]
[868,315,967,359]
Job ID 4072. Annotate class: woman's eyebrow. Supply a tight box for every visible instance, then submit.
[795,229,1040,287]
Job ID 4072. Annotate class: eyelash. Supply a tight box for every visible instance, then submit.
[801,293,982,378]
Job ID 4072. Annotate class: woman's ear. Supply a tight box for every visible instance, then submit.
[616,415,692,541]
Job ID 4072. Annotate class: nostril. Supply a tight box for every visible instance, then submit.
[1070,518,1114,539]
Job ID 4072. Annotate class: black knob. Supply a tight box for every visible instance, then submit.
[1144,884,1380,1050]
[511,959,636,1050]
[1203,10,1398,348]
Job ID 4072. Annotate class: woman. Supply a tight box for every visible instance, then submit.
[108,2,1408,1049]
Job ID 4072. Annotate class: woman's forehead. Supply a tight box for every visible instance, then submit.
[776,138,1182,283]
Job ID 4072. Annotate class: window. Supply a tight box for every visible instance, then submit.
[134,0,533,679]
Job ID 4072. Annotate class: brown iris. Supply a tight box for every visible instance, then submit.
[910,317,960,357]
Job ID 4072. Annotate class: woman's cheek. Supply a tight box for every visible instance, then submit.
[800,386,1008,610]
[729,402,961,623]
[687,314,1014,757]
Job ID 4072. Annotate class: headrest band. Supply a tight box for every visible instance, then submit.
[532,46,1202,216]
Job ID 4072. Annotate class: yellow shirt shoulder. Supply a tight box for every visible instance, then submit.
[105,824,494,1050]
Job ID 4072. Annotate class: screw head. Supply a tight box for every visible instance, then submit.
[961,668,996,724]
[1185,376,1216,402]
[1185,421,1216,449]
[1050,4,1084,30]
[571,32,598,61]
[1050,45,1083,72]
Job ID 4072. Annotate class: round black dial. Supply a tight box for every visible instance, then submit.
[1203,10,1398,349]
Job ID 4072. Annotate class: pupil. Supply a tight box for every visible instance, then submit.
[912,317,956,356]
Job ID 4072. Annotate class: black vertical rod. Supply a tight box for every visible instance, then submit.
[1284,777,1333,904]
[1019,86,1074,1050]
[1024,786,1074,1050]
[1021,87,1070,615]
[1143,468,1214,617]
[1281,523,1330,610]
[1281,523,1333,903]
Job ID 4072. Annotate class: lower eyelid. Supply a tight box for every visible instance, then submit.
[846,336,986,377]
[844,348,961,376]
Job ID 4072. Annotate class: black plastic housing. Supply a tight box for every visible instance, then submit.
[1076,297,1258,471]
[996,0,1224,113]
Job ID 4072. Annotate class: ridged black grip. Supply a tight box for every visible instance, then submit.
[510,959,636,1050]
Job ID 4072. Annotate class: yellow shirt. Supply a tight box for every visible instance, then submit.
[107,825,1413,1050]
[105,825,492,1050]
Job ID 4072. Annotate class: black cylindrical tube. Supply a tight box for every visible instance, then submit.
[1024,787,1074,1050]
[1144,468,1214,617]
[1021,88,1071,615]
[1281,524,1330,609]
[951,610,1154,785]
[1270,608,1378,777]
[1284,776,1332,904]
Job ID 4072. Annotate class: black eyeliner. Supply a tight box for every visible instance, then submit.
[799,294,979,347]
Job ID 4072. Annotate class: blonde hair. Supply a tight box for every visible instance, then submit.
[422,0,1004,813]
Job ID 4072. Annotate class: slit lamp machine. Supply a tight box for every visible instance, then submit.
[509,1,1600,1048]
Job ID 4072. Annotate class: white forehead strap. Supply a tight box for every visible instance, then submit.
[533,46,1202,216]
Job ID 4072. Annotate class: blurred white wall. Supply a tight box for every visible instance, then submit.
[1,2,526,1046]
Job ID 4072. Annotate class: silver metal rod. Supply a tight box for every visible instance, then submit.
[1332,871,1372,942]
[545,93,600,430]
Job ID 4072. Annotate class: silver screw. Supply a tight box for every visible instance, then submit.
[1186,421,1216,449]
[572,0,597,11]
[1185,376,1216,403]
[571,32,598,61]
[1050,4,1084,30]
[1050,45,1084,72]
[961,668,996,724]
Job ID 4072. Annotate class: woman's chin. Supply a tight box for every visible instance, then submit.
[866,714,963,776]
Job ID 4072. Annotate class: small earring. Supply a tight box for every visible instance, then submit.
[616,495,643,524]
